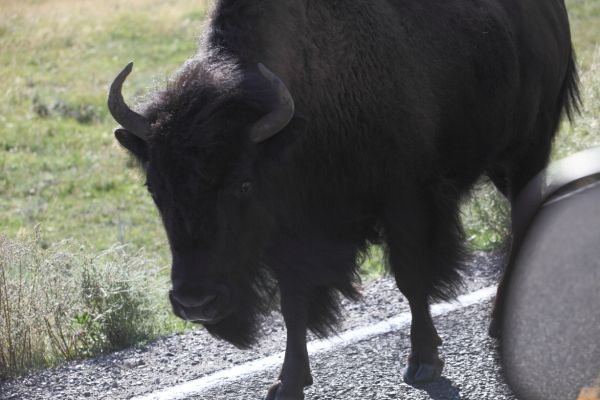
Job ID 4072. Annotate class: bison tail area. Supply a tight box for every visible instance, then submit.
[561,51,582,123]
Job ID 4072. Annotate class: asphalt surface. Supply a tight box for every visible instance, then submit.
[194,299,513,400]
[0,251,512,400]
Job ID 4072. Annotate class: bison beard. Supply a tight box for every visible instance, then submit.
[108,0,580,399]
[203,267,277,349]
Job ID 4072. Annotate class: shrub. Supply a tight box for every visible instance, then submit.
[462,180,511,251]
[0,233,173,379]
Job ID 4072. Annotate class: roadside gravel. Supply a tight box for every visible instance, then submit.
[0,251,505,400]
[197,300,514,400]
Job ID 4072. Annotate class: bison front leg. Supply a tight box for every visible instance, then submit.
[266,288,313,400]
[403,296,444,383]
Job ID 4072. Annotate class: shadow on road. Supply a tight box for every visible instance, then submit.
[412,377,462,400]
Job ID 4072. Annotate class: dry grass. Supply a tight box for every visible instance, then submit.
[1,0,208,379]
[0,233,181,379]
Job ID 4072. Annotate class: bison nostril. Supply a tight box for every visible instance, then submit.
[169,285,232,323]
[171,291,218,309]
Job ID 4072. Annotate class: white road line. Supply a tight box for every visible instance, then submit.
[133,285,497,400]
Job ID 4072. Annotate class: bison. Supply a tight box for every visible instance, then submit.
[108,0,579,398]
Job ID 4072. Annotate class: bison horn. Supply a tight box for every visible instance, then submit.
[250,63,295,143]
[108,62,151,141]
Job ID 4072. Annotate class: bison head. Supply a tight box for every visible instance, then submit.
[108,61,297,348]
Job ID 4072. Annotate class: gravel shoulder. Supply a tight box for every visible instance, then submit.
[0,251,505,400]
[197,299,514,400]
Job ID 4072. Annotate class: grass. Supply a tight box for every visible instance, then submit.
[0,0,598,378]
[0,0,210,256]
[0,233,183,379]
[0,0,208,379]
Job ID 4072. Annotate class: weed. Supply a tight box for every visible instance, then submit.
[0,234,179,379]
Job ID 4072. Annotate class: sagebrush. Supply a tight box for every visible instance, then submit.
[0,234,181,379]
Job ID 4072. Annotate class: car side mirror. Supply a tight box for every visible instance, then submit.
[501,147,600,400]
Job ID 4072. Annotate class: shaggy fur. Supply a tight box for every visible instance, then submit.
[112,0,579,396]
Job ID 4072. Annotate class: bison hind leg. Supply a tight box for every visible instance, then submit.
[386,182,468,302]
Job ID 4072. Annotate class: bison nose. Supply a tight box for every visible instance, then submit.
[171,291,217,309]
[169,286,230,324]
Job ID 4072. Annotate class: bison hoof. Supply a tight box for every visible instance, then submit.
[265,380,305,400]
[403,359,444,384]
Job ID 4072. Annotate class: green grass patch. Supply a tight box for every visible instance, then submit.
[0,0,205,257]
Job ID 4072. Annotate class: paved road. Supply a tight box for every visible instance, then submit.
[188,299,514,400]
[1,252,514,400]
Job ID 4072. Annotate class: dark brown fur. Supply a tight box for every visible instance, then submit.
[112,0,579,397]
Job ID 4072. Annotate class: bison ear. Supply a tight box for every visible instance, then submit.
[114,128,148,161]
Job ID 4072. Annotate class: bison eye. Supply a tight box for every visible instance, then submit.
[240,181,253,194]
